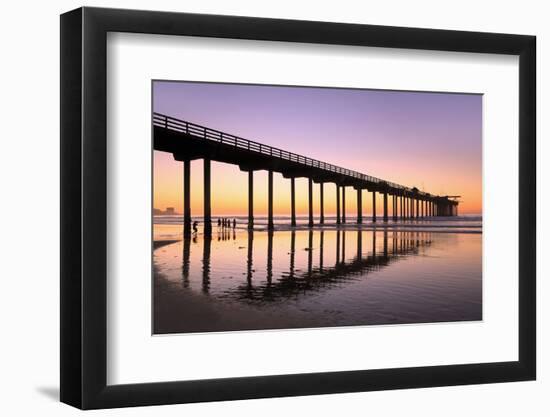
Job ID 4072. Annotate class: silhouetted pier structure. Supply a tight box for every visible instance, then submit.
[153,113,459,236]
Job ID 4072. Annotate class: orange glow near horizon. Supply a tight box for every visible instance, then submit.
[154,151,482,216]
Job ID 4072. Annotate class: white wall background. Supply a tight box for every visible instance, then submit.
[0,0,545,415]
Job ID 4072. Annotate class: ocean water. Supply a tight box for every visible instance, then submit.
[153,216,482,334]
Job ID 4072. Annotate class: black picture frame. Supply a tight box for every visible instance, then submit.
[60,6,536,409]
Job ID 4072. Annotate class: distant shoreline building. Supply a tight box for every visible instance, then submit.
[153,207,178,216]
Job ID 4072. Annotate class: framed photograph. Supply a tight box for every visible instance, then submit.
[60,6,536,409]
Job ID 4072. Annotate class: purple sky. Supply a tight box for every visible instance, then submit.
[153,81,482,213]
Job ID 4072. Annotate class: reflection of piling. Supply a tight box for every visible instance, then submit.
[319,231,324,271]
[246,231,253,286]
[266,231,273,285]
[201,236,212,293]
[183,160,191,237]
[342,230,346,262]
[357,230,362,261]
[289,231,296,278]
[336,229,341,264]
[308,230,313,276]
[182,236,190,288]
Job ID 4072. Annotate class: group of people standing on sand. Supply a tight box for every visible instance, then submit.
[218,218,237,229]
[187,218,237,236]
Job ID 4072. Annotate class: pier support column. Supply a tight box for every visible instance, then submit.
[290,177,296,227]
[400,196,404,219]
[357,189,362,224]
[393,195,397,221]
[183,159,191,237]
[383,192,388,222]
[336,185,341,224]
[203,158,212,236]
[320,182,325,224]
[248,171,254,229]
[308,178,314,227]
[342,186,346,223]
[415,198,419,218]
[372,191,377,222]
[268,170,274,230]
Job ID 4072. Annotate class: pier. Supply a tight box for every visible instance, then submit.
[153,113,460,236]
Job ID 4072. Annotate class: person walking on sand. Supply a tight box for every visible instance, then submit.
[233,218,236,229]
[192,221,198,234]
[217,218,221,228]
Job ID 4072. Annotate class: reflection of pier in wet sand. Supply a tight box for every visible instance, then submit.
[155,226,482,333]
[182,229,432,304]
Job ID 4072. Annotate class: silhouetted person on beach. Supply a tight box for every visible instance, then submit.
[192,221,198,235]
[217,218,221,227]
[233,218,236,229]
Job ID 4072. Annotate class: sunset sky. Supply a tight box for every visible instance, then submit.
[153,81,482,216]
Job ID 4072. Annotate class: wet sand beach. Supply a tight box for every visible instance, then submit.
[153,217,482,334]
